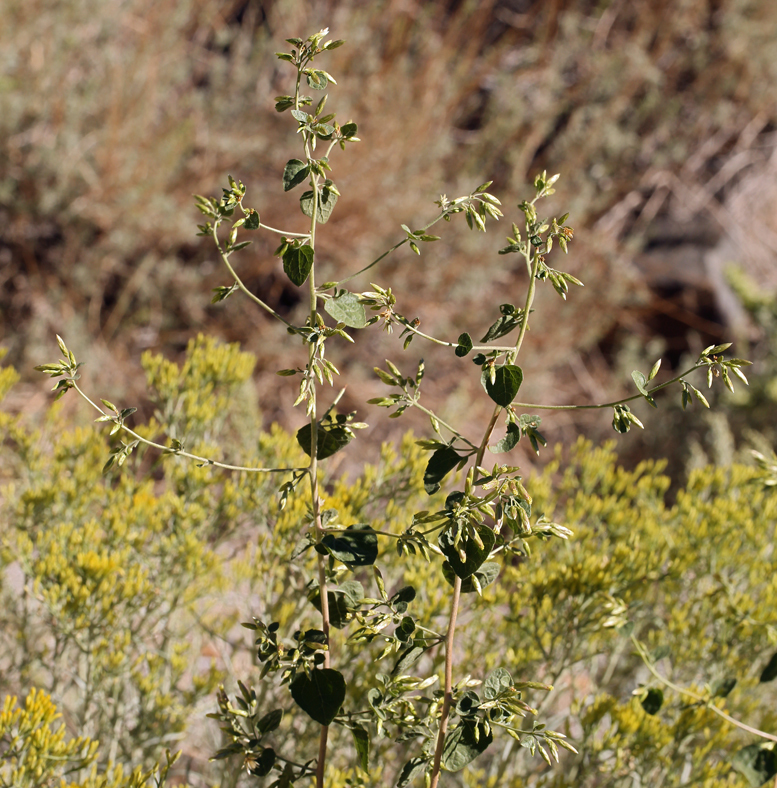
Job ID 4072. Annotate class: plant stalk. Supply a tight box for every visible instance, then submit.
[429,242,541,787]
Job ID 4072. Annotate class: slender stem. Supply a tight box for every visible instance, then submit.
[213,225,293,328]
[407,400,478,450]
[297,78,332,788]
[429,578,462,786]
[430,242,542,788]
[72,382,301,474]
[510,250,539,361]
[335,209,456,287]
[397,318,514,354]
[258,222,309,238]
[511,364,707,411]
[632,637,777,743]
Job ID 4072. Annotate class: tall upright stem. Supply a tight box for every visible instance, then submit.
[301,117,331,788]
[429,246,540,787]
[429,577,462,786]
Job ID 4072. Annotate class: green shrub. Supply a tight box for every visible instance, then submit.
[4,24,773,788]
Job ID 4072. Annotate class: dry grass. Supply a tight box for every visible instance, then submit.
[2,0,777,461]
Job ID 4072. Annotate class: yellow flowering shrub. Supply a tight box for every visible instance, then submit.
[2,337,776,786]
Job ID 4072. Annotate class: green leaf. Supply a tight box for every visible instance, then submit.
[213,741,246,759]
[296,422,352,459]
[244,209,260,229]
[341,122,358,138]
[631,370,648,396]
[732,743,777,787]
[489,422,521,454]
[442,561,499,593]
[760,651,777,682]
[250,748,276,777]
[438,524,496,579]
[322,525,378,567]
[341,579,365,607]
[275,95,295,112]
[325,291,367,328]
[396,758,429,787]
[484,667,513,700]
[481,306,522,342]
[389,585,416,614]
[283,245,314,287]
[290,669,346,726]
[310,581,364,629]
[308,582,364,629]
[441,719,493,772]
[283,159,310,191]
[351,724,370,772]
[455,333,473,358]
[482,365,523,407]
[257,708,284,735]
[300,186,338,224]
[455,690,481,716]
[709,677,737,698]
[395,615,415,642]
[306,70,328,90]
[392,644,427,675]
[704,342,733,356]
[423,447,463,494]
[640,688,663,715]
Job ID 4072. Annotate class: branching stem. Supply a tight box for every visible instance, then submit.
[72,382,301,474]
[632,636,777,743]
[512,364,707,410]
[213,227,293,328]
[429,240,542,788]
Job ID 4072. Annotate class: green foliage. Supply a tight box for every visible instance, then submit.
[11,21,772,788]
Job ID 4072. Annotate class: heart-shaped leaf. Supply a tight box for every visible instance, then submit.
[250,748,276,777]
[640,687,663,715]
[438,524,496,579]
[308,581,365,629]
[423,447,463,494]
[489,422,521,453]
[484,667,512,700]
[290,669,346,726]
[322,525,378,567]
[324,291,367,328]
[482,365,523,407]
[441,719,493,772]
[442,561,499,593]
[283,245,314,287]
[732,743,777,787]
[283,159,310,191]
[760,650,777,682]
[300,185,338,224]
[296,422,352,459]
[455,333,473,357]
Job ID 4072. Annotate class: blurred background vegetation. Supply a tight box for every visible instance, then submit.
[3,0,777,472]
[3,1,777,785]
